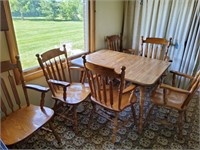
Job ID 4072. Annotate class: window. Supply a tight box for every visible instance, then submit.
[9,0,88,70]
[4,0,95,82]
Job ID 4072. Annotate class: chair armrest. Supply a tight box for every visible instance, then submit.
[160,83,190,94]
[48,79,70,101]
[48,79,70,87]
[25,84,49,93]
[123,84,136,94]
[25,84,50,110]
[170,70,193,79]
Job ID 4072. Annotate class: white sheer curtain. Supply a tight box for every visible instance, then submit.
[122,0,200,88]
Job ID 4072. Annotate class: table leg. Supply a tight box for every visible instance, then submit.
[139,86,145,133]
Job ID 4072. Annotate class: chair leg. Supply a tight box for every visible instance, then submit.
[80,70,86,84]
[80,70,84,83]
[49,121,61,144]
[53,100,58,110]
[131,104,137,125]
[112,112,119,143]
[144,104,155,128]
[73,106,78,132]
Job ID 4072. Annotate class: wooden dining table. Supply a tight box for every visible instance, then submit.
[71,49,171,132]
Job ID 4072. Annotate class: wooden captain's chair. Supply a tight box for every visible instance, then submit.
[1,56,61,146]
[105,34,135,54]
[36,45,90,131]
[140,36,173,84]
[82,55,137,143]
[145,70,200,138]
[139,36,172,61]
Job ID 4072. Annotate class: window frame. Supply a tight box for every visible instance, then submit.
[3,0,95,83]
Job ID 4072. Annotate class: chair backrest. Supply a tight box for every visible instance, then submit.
[1,56,30,116]
[105,35,122,52]
[36,45,71,96]
[139,36,172,61]
[183,70,200,108]
[82,55,126,110]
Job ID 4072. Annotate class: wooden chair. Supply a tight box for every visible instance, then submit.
[36,45,90,131]
[105,34,135,54]
[139,36,172,61]
[1,56,61,146]
[82,55,137,143]
[140,36,173,84]
[145,70,200,138]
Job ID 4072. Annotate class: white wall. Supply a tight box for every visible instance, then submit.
[95,0,124,50]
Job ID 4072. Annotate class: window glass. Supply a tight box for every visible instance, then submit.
[9,0,88,70]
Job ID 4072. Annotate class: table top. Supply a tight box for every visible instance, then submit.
[71,49,171,86]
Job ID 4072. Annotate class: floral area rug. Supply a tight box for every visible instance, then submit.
[13,91,200,149]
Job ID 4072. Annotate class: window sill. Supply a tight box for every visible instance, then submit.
[24,51,89,82]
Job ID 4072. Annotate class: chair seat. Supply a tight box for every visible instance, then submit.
[1,104,54,145]
[151,88,188,110]
[91,88,137,111]
[53,83,90,104]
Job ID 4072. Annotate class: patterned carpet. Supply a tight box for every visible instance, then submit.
[12,90,200,149]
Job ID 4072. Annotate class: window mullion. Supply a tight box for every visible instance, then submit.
[4,0,21,84]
